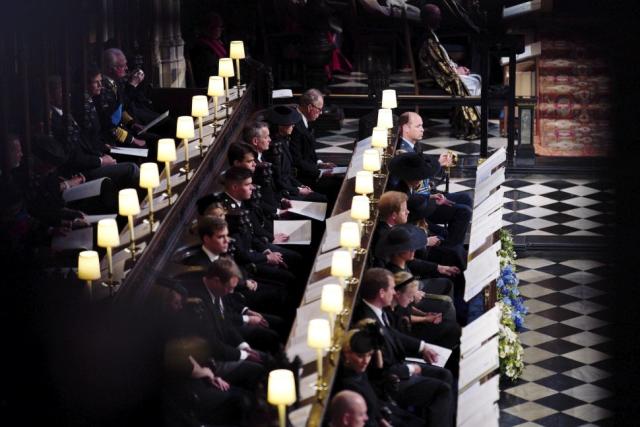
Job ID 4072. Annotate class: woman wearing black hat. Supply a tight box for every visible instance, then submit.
[262,105,327,203]
[374,224,454,299]
[335,323,424,427]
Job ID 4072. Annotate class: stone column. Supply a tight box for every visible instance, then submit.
[150,0,185,88]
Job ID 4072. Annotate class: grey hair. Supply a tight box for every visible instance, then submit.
[102,48,125,71]
[300,88,324,106]
[242,121,269,143]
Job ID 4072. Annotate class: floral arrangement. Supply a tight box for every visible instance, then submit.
[497,264,528,330]
[498,302,525,380]
[496,229,526,381]
[498,228,517,268]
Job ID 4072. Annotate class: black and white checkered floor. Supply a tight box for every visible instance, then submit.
[498,255,613,426]
[449,177,615,238]
[452,175,614,425]
[314,115,616,426]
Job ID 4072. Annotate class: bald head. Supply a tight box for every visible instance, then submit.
[399,112,424,143]
[329,390,369,427]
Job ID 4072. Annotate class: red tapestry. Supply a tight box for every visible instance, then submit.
[534,36,613,157]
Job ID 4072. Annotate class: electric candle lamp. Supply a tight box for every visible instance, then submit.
[157,138,177,203]
[307,318,331,392]
[218,58,235,115]
[340,221,361,252]
[321,283,344,336]
[381,89,397,109]
[371,126,388,154]
[331,249,353,283]
[207,76,225,131]
[267,369,296,427]
[229,41,245,89]
[139,162,159,231]
[377,108,394,149]
[176,116,195,178]
[355,171,374,196]
[191,95,209,157]
[77,250,100,300]
[362,149,381,173]
[350,195,370,227]
[97,218,120,289]
[377,108,393,129]
[118,188,141,260]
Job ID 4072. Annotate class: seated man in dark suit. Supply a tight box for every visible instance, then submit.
[228,142,280,228]
[183,216,286,341]
[99,48,175,139]
[352,268,454,427]
[180,258,267,390]
[374,191,463,273]
[397,111,473,210]
[291,88,343,200]
[216,167,305,278]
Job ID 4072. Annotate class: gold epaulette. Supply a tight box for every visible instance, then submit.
[115,127,129,143]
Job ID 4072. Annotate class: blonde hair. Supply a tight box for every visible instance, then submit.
[393,271,419,294]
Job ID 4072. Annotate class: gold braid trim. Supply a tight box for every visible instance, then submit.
[115,127,129,143]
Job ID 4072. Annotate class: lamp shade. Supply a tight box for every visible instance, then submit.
[377,108,393,129]
[355,171,374,195]
[176,116,195,139]
[267,369,296,406]
[77,250,101,281]
[119,188,140,216]
[381,89,397,109]
[229,41,245,59]
[208,76,225,97]
[351,195,370,221]
[362,149,381,172]
[371,127,388,149]
[218,58,235,77]
[307,318,331,349]
[340,221,361,249]
[191,95,209,117]
[331,249,352,278]
[139,162,160,189]
[97,218,120,248]
[321,284,344,314]
[157,138,177,162]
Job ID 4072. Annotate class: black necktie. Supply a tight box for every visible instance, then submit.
[382,311,390,328]
[215,296,224,319]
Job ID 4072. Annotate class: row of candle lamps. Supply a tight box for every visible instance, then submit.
[78,85,399,426]
[263,90,401,426]
[75,41,250,296]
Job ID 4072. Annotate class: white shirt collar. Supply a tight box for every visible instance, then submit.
[225,192,243,207]
[204,284,223,310]
[257,152,262,162]
[201,245,220,262]
[298,107,309,129]
[363,299,386,325]
[51,106,63,116]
